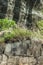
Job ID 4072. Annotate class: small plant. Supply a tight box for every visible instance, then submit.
[3,28,32,41]
[0,19,43,43]
[0,18,16,31]
[37,20,43,30]
[37,20,43,35]
[0,37,5,43]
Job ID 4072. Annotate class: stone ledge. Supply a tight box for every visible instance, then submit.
[0,54,43,65]
[0,38,43,58]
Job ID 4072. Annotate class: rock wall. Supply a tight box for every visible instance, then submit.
[0,39,43,65]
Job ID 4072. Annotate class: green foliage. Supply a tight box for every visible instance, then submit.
[41,9,43,14]
[3,28,32,41]
[0,37,5,43]
[40,30,43,35]
[0,19,43,43]
[37,20,43,29]
[4,32,14,41]
[37,20,43,35]
[0,18,16,31]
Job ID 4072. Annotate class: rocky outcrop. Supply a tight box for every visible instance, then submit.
[0,54,36,65]
[0,38,43,65]
[0,54,43,65]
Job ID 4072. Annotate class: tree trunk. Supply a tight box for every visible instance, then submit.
[6,0,15,20]
[18,0,26,27]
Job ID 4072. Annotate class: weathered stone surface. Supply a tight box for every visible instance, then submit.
[4,39,43,58]
[5,40,32,56]
[0,55,37,65]
[0,38,43,65]
[0,55,2,63]
[30,39,41,58]
[0,46,4,54]
[19,57,36,65]
[37,56,43,65]
[5,44,12,55]
[41,44,43,56]
[0,54,7,65]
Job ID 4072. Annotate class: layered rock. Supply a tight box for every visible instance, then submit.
[0,38,43,65]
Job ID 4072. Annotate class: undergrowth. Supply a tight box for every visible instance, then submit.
[0,18,16,31]
[37,20,43,35]
[0,19,43,43]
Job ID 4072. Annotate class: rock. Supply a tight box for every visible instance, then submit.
[0,55,2,63]
[19,57,36,65]
[0,54,8,65]
[11,42,22,55]
[6,56,37,65]
[0,46,4,54]
[30,39,41,58]
[41,44,43,56]
[2,54,8,61]
[11,40,31,56]
[5,44,12,55]
[4,39,43,58]
[37,56,43,65]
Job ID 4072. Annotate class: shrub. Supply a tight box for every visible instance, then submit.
[0,18,16,31]
[37,20,43,35]
[37,20,43,30]
[3,28,32,41]
[0,19,43,43]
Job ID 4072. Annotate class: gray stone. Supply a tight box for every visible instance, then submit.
[37,56,43,65]
[4,39,43,57]
[5,44,12,55]
[0,54,8,65]
[2,54,8,61]
[0,55,2,63]
[30,39,41,58]
[19,57,36,65]
[41,44,43,56]
[11,40,31,56]
[0,46,4,54]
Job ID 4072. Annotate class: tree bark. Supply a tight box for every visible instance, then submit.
[6,0,15,20]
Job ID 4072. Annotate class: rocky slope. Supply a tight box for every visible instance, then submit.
[0,38,43,65]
